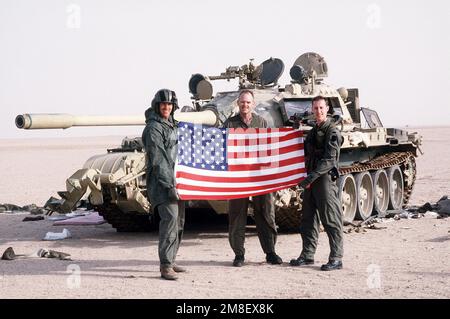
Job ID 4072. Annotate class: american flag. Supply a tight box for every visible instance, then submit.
[175,122,306,200]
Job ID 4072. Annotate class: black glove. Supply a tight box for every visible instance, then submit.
[328,167,340,182]
[298,179,309,189]
[168,187,179,201]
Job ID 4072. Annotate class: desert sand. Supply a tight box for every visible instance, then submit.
[0,126,449,299]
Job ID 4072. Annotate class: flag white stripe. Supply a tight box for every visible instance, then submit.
[175,162,305,177]
[227,137,303,153]
[176,172,306,188]
[178,184,299,196]
[228,130,300,140]
[228,150,304,165]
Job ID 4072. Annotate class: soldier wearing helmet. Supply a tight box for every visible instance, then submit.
[142,89,186,280]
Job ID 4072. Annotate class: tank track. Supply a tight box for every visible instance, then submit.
[275,151,417,232]
[274,188,303,232]
[95,203,156,232]
[400,154,417,206]
[339,151,416,206]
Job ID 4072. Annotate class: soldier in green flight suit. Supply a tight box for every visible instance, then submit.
[142,89,186,280]
[290,95,344,271]
[224,89,283,267]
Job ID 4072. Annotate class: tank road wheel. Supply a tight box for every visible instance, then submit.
[371,169,389,216]
[387,165,404,210]
[355,172,374,220]
[338,174,357,224]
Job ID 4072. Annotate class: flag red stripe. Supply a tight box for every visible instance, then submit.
[177,178,303,193]
[178,183,299,200]
[227,130,302,147]
[229,127,298,134]
[228,143,304,159]
[228,156,304,171]
[176,167,306,183]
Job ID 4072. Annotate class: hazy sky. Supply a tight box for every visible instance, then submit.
[1,0,449,138]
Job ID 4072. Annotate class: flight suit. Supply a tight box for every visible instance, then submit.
[224,114,278,257]
[298,117,344,262]
[142,109,185,268]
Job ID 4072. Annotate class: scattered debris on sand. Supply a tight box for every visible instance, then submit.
[343,196,449,234]
[43,228,72,241]
[3,196,449,237]
[1,246,71,261]
[0,203,47,215]
[22,215,45,222]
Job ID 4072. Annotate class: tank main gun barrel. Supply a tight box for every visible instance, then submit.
[15,113,145,130]
[16,109,219,130]
[173,109,218,126]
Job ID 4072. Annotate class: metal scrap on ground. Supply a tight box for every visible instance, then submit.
[0,203,47,215]
[1,247,71,261]
[2,195,448,235]
[52,212,105,226]
[343,195,449,234]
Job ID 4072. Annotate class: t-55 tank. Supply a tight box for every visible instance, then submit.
[186,52,422,230]
[15,52,422,232]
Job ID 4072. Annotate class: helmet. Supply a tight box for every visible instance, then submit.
[151,89,178,114]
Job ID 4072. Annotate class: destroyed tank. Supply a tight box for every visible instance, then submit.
[15,52,422,231]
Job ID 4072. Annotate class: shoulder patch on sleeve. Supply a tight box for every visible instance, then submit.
[328,128,343,148]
